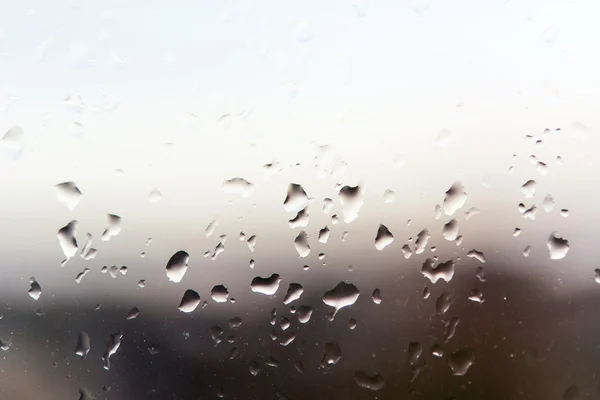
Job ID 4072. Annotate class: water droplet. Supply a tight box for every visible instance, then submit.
[64,93,84,113]
[283,283,303,305]
[349,318,357,330]
[178,289,200,313]
[137,280,146,288]
[320,341,341,368]
[401,244,412,259]
[331,214,339,224]
[383,189,395,203]
[28,277,42,300]
[372,288,382,304]
[408,341,423,365]
[1,126,24,160]
[374,224,394,250]
[448,348,475,376]
[468,289,485,303]
[210,325,223,345]
[411,0,432,16]
[536,161,548,175]
[101,213,122,241]
[465,207,479,220]
[513,228,521,237]
[436,292,452,316]
[75,331,90,359]
[339,185,364,223]
[166,250,189,283]
[228,317,242,331]
[443,182,467,216]
[80,233,96,260]
[148,188,162,203]
[542,195,555,212]
[119,266,128,275]
[421,258,454,283]
[547,232,569,260]
[322,197,333,214]
[211,285,229,302]
[443,317,460,343]
[563,385,581,400]
[560,209,569,218]
[211,238,226,260]
[523,245,531,257]
[521,180,537,198]
[322,281,360,318]
[294,231,311,257]
[249,361,261,376]
[475,266,486,282]
[523,205,537,220]
[518,203,526,213]
[280,316,291,331]
[54,181,83,211]
[249,259,255,269]
[102,331,123,370]
[556,156,563,165]
[297,305,313,323]
[467,249,486,263]
[75,267,90,284]
[284,183,309,212]
[125,306,140,320]
[433,205,442,219]
[246,235,257,252]
[222,177,254,198]
[251,274,281,295]
[315,226,330,244]
[442,219,459,241]
[280,331,296,346]
[57,220,78,264]
[432,344,444,357]
[354,371,385,391]
[0,337,11,351]
[436,128,454,147]
[415,229,430,254]
[289,207,309,228]
[239,231,245,241]
[293,20,313,43]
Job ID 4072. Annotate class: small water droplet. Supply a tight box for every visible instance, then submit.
[372,288,382,304]
[210,285,229,302]
[137,280,146,288]
[297,305,313,323]
[322,197,334,214]
[436,128,454,147]
[166,250,189,283]
[178,289,201,313]
[249,361,261,376]
[423,287,431,299]
[513,228,521,237]
[28,277,42,300]
[542,195,555,212]
[521,180,537,198]
[354,371,385,391]
[432,344,444,357]
[1,126,24,160]
[374,224,394,250]
[465,207,479,220]
[57,220,78,265]
[436,292,452,316]
[448,348,475,376]
[75,267,90,284]
[442,219,459,241]
[284,183,309,212]
[247,235,257,252]
[54,181,83,211]
[210,325,223,345]
[383,189,395,203]
[547,232,569,260]
[280,331,296,346]
[251,274,281,295]
[523,205,537,220]
[331,214,339,224]
[349,318,357,330]
[560,209,569,218]
[148,188,162,203]
[468,289,485,303]
[408,341,423,365]
[523,245,531,257]
[536,161,548,175]
[320,341,342,368]
[401,244,412,259]
[294,231,311,257]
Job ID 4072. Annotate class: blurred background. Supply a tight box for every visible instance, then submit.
[0,0,599,399]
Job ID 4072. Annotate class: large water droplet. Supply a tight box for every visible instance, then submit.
[102,331,123,370]
[283,283,303,305]
[322,281,360,318]
[521,180,537,198]
[57,220,78,264]
[101,214,122,241]
[289,207,309,228]
[166,250,189,283]
[448,348,474,376]
[211,285,229,302]
[1,126,25,160]
[339,185,364,223]
[54,181,83,211]
[294,231,311,257]
[415,229,430,254]
[374,224,394,250]
[28,277,42,300]
[547,232,569,260]
[284,183,309,212]
[178,289,200,313]
[251,274,281,295]
[354,371,385,391]
[442,219,459,241]
[320,341,341,368]
[421,258,454,283]
[75,331,90,359]
[443,182,467,216]
[222,177,254,198]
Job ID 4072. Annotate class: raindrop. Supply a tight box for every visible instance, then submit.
[443,317,460,343]
[349,318,357,330]
[556,156,563,165]
[239,231,245,241]
[518,203,526,213]
[251,274,281,295]
[383,190,395,203]
[415,229,430,254]
[338,185,364,223]
[222,177,254,198]
[408,341,423,365]
[320,341,341,368]
[119,266,127,275]
[401,244,412,259]
[372,288,382,304]
[148,188,162,203]
[284,183,309,212]
[448,348,475,376]
[166,250,189,283]
[229,317,242,330]
[178,290,200,313]
[341,231,349,241]
[101,214,122,241]
[1,126,25,160]
[280,331,296,346]
[476,266,486,282]
[211,239,225,260]
[523,245,531,257]
[211,285,230,302]
[294,360,305,374]
[125,307,140,320]
[249,361,261,376]
[102,331,123,370]
[443,182,467,216]
[322,281,360,318]
[289,207,309,228]
[421,258,454,283]
[210,326,223,345]
[297,305,313,323]
[467,250,486,263]
[560,209,569,218]
[542,195,555,212]
[318,226,330,243]
[468,289,485,303]
[513,228,521,237]
[547,232,569,260]
[521,180,537,198]
[354,371,385,391]
[75,331,90,359]
[432,344,444,357]
[374,224,394,250]
[28,277,42,300]
[331,214,339,224]
[280,317,291,330]
[0,338,11,351]
[283,283,304,305]
[443,219,459,241]
[322,197,333,213]
[249,259,255,269]
[563,385,581,400]
[423,287,430,299]
[80,233,96,260]
[75,267,90,284]
[436,128,454,147]
[54,182,83,211]
[57,220,78,264]
[294,231,311,257]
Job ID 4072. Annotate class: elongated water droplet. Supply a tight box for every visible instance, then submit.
[204,219,218,238]
[75,331,90,359]
[211,285,229,302]
[210,325,223,345]
[443,219,459,241]
[294,231,311,257]
[101,214,122,241]
[222,177,254,198]
[421,258,454,283]
[467,249,486,263]
[521,180,537,198]
[322,197,333,214]
[547,232,569,260]
[251,274,281,295]
[523,205,537,220]
[523,245,531,257]
[415,229,430,254]
[166,250,189,283]
[102,331,123,370]
[354,371,385,391]
[320,341,341,368]
[75,267,90,284]
[374,224,394,250]
[468,289,485,303]
[408,342,423,365]
[125,306,139,320]
[433,205,442,219]
[283,283,303,304]
[289,207,309,228]
[513,228,521,237]
[448,348,474,376]
[443,317,460,343]
[339,185,364,223]
[476,266,486,282]
[322,281,360,318]
[178,289,200,313]
[54,181,83,211]
[443,182,467,216]
[284,183,309,212]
